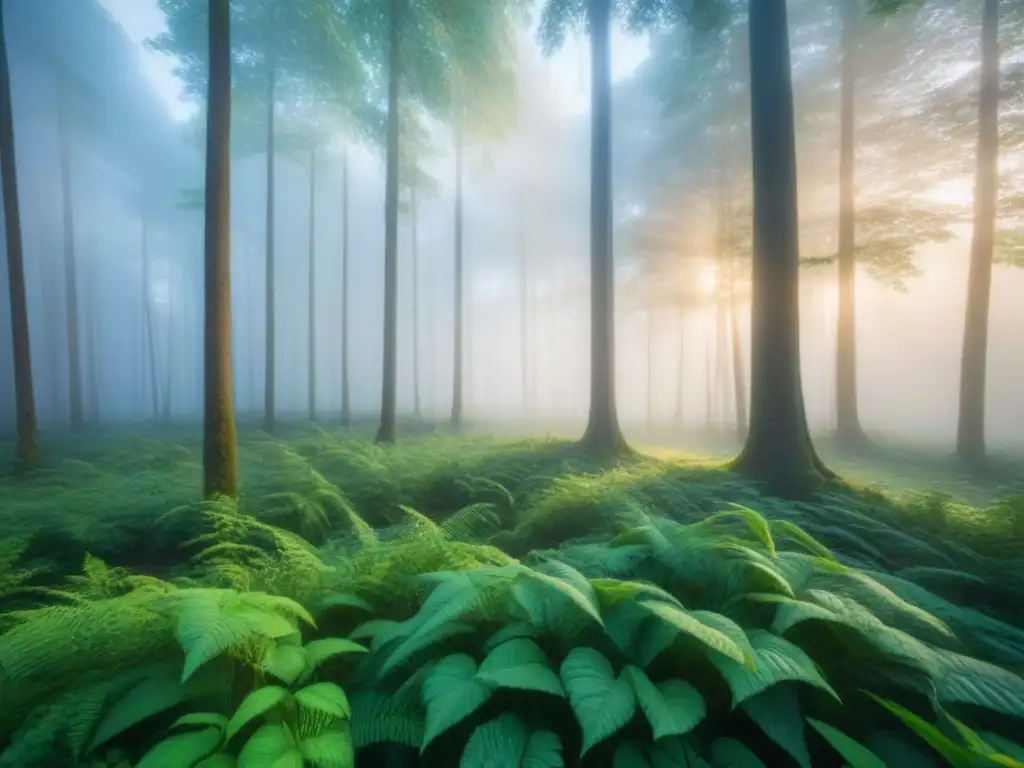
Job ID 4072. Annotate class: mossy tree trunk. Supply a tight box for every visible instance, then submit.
[340,147,351,426]
[731,0,833,497]
[307,146,317,422]
[0,0,37,463]
[835,0,868,449]
[579,0,628,457]
[202,0,237,500]
[375,0,402,445]
[956,0,1000,469]
[57,84,83,432]
[262,42,277,434]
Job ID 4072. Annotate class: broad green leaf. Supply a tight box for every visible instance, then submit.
[649,738,711,767]
[640,601,750,667]
[864,693,979,768]
[226,686,291,741]
[621,666,706,740]
[477,638,564,697]
[294,682,351,719]
[237,723,303,768]
[513,566,604,627]
[173,712,230,731]
[460,713,564,767]
[614,741,651,767]
[422,653,494,750]
[304,638,368,669]
[710,630,839,707]
[349,689,424,750]
[262,645,308,684]
[807,719,887,768]
[709,737,769,767]
[89,666,194,752]
[136,727,222,768]
[194,755,237,768]
[741,685,811,768]
[979,733,1024,763]
[590,578,682,610]
[930,650,1024,718]
[560,647,637,755]
[315,593,373,614]
[300,726,355,768]
[483,622,539,651]
[768,520,837,561]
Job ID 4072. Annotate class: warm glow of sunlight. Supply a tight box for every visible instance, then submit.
[925,178,974,208]
[699,267,718,296]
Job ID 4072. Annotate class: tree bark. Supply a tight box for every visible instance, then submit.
[57,83,83,432]
[263,44,277,433]
[142,216,159,418]
[579,0,628,456]
[202,0,237,499]
[308,146,317,422]
[0,0,36,462]
[450,118,465,430]
[834,0,867,448]
[731,0,833,497]
[411,176,421,418]
[956,0,999,469]
[376,0,401,445]
[341,147,351,426]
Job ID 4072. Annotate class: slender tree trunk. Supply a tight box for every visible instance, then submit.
[0,1,36,462]
[85,258,98,422]
[202,0,236,499]
[451,119,465,430]
[376,0,401,445]
[579,0,628,455]
[834,0,867,447]
[731,0,832,496]
[519,183,529,412]
[262,46,277,433]
[163,265,173,420]
[142,216,159,418]
[956,0,1000,468]
[57,85,83,432]
[411,177,421,418]
[308,146,317,422]
[340,147,351,426]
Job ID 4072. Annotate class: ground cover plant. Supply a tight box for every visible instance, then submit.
[2,426,1024,766]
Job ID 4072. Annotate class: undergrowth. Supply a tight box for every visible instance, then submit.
[2,426,1024,766]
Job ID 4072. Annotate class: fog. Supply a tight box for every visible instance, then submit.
[2,0,1023,451]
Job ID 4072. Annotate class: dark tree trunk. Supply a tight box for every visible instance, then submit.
[0,0,36,462]
[85,257,98,422]
[956,0,999,469]
[579,0,628,456]
[202,0,237,499]
[308,146,317,422]
[142,217,159,418]
[57,84,83,432]
[731,0,832,497]
[834,0,867,448]
[450,119,465,430]
[263,46,277,433]
[376,0,401,445]
[341,147,351,426]
[411,177,421,418]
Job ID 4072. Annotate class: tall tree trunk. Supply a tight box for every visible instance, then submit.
[0,0,36,462]
[57,84,83,431]
[85,257,98,422]
[263,45,277,433]
[518,183,529,412]
[579,0,628,455]
[731,0,832,496]
[163,265,174,420]
[307,146,317,422]
[340,147,351,426]
[376,0,401,445]
[142,216,159,418]
[956,0,999,468]
[202,0,237,499]
[411,176,421,418]
[450,119,465,430]
[834,0,866,447]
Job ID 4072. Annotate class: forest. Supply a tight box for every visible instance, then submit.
[1,0,1024,766]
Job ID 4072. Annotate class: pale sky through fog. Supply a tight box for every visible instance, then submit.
[96,0,652,122]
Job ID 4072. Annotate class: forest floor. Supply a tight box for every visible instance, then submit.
[3,423,1024,765]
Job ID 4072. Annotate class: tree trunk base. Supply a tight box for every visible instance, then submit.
[577,421,631,458]
[833,423,871,453]
[375,421,396,445]
[730,442,834,500]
